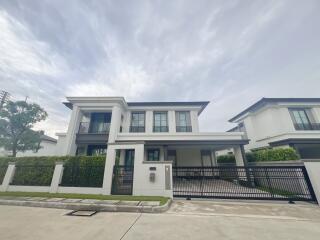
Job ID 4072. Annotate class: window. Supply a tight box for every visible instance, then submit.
[147,149,160,161]
[167,150,177,166]
[130,112,145,132]
[153,112,168,132]
[289,108,313,130]
[176,111,192,132]
[89,113,111,133]
[87,145,107,156]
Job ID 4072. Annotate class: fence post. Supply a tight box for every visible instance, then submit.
[0,162,16,192]
[303,160,320,205]
[49,162,64,193]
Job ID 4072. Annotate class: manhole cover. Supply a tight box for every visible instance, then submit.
[66,210,98,217]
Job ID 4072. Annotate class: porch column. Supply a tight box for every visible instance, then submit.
[102,146,117,195]
[211,150,217,166]
[65,105,82,155]
[108,105,122,143]
[233,146,246,166]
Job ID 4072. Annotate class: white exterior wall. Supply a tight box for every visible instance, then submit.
[16,140,57,157]
[55,134,67,156]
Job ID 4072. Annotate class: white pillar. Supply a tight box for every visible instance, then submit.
[65,105,82,155]
[304,161,320,206]
[233,146,245,166]
[49,162,64,193]
[190,110,199,132]
[168,110,176,133]
[108,105,122,143]
[132,144,145,194]
[145,110,153,133]
[0,162,16,192]
[102,146,116,195]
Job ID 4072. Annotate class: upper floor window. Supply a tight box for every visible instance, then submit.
[289,108,319,130]
[130,112,145,132]
[176,111,192,132]
[79,112,111,134]
[153,112,168,132]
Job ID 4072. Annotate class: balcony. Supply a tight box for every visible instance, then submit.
[78,122,110,134]
[130,126,145,133]
[76,122,110,145]
[176,126,192,132]
[294,123,320,131]
[153,126,169,132]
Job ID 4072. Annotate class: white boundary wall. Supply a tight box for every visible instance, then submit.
[304,160,320,206]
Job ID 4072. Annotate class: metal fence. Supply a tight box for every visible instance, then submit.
[0,166,8,185]
[111,165,134,195]
[172,166,317,202]
[60,164,105,188]
[11,165,55,186]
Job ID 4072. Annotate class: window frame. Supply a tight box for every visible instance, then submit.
[176,111,192,132]
[147,149,160,161]
[130,111,145,132]
[289,108,313,130]
[153,111,168,132]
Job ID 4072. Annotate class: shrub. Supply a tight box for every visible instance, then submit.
[217,147,299,163]
[217,154,236,164]
[251,147,299,162]
[0,156,106,186]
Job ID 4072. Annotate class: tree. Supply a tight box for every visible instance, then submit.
[0,101,48,157]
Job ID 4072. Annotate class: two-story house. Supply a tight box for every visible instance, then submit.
[229,98,320,159]
[56,97,248,196]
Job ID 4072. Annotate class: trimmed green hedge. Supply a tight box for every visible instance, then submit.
[217,147,299,163]
[0,156,106,186]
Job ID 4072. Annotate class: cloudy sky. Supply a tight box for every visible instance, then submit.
[0,0,320,137]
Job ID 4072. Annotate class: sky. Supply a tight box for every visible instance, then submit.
[0,0,320,138]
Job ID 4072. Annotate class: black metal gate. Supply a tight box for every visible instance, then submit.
[111,165,134,195]
[173,166,317,202]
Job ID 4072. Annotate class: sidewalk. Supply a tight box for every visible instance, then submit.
[0,196,171,213]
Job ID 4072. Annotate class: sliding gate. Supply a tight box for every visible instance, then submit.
[172,166,317,202]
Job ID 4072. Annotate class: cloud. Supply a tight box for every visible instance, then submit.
[0,0,320,137]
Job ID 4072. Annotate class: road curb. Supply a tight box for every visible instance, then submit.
[0,198,172,213]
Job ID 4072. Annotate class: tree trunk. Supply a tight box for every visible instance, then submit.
[12,141,17,157]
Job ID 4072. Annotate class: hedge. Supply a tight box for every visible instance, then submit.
[217,147,299,163]
[0,156,106,186]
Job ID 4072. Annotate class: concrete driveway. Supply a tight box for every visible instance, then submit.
[0,200,320,240]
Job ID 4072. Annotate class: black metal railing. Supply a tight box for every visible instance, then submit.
[176,126,192,132]
[0,166,8,185]
[78,122,110,134]
[172,166,317,202]
[130,126,145,132]
[111,165,134,195]
[153,126,169,132]
[294,123,320,130]
[11,165,55,186]
[60,164,105,188]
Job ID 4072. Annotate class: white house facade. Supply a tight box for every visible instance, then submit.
[56,97,248,197]
[229,98,320,159]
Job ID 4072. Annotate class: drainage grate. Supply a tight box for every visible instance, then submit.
[66,210,98,217]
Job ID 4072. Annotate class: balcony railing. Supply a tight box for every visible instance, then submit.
[176,126,192,132]
[78,122,110,134]
[130,126,145,132]
[153,126,169,132]
[294,123,320,131]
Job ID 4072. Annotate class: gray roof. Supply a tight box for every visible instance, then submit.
[229,98,320,122]
[40,134,57,143]
[64,100,210,114]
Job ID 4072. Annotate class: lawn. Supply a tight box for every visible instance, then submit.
[0,192,169,206]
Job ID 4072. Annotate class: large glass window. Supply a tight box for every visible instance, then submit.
[153,112,168,132]
[130,112,145,132]
[87,145,107,156]
[289,109,312,130]
[89,113,111,133]
[147,149,160,161]
[176,111,192,132]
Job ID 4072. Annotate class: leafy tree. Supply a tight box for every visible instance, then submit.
[0,101,48,157]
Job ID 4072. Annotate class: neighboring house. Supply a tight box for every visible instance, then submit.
[57,97,248,196]
[229,98,320,159]
[0,134,57,157]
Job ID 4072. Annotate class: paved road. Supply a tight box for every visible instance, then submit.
[0,200,320,240]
